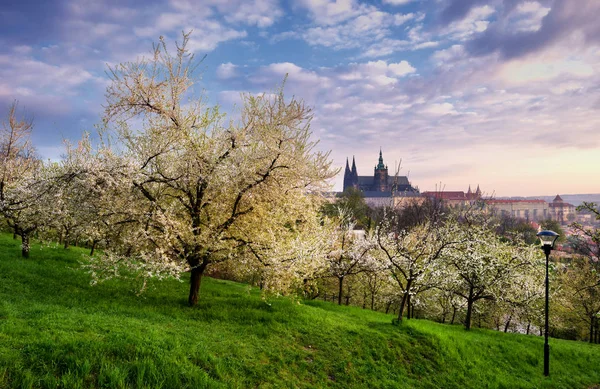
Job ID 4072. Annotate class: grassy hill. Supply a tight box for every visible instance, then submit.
[1,234,599,389]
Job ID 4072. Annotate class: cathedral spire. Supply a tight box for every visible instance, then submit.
[376,148,385,170]
[343,157,352,191]
[351,156,358,186]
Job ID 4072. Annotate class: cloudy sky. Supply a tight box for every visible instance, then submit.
[1,0,599,196]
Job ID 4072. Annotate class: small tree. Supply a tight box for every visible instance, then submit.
[569,202,600,265]
[323,209,375,305]
[557,258,600,343]
[0,101,46,257]
[444,219,540,330]
[376,208,458,323]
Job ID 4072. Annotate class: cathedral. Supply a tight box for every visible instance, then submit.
[343,150,419,197]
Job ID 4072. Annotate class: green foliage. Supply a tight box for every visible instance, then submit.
[322,188,371,229]
[494,214,538,245]
[1,233,599,388]
[540,219,566,243]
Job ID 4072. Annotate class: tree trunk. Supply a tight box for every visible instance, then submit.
[465,286,474,330]
[385,301,392,314]
[397,292,408,322]
[504,314,512,333]
[13,226,18,240]
[21,233,30,258]
[591,316,595,343]
[406,295,412,320]
[337,276,344,305]
[188,260,208,307]
[62,227,70,249]
[451,306,457,325]
[397,280,412,322]
[371,294,375,311]
[526,322,531,335]
[90,240,97,256]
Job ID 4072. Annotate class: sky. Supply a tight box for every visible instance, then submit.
[1,0,599,197]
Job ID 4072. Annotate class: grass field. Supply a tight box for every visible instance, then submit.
[1,233,599,388]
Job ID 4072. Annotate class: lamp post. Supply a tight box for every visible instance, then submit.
[536,230,559,377]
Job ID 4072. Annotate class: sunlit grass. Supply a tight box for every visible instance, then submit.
[0,233,599,388]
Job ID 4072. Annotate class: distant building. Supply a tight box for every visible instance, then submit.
[342,150,419,207]
[485,199,549,221]
[549,195,576,223]
[421,186,482,207]
[481,195,577,224]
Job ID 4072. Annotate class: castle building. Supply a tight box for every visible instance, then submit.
[342,150,420,207]
[343,150,418,195]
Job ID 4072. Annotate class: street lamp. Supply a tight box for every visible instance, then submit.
[537,229,559,377]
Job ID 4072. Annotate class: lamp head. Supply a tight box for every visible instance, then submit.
[537,230,559,249]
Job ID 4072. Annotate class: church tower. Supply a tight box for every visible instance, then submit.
[343,158,352,192]
[373,149,389,192]
[343,156,359,191]
[350,156,358,188]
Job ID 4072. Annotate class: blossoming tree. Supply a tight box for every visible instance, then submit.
[0,101,46,257]
[376,210,460,323]
[85,33,335,305]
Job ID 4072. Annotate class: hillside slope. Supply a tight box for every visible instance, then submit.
[0,234,599,388]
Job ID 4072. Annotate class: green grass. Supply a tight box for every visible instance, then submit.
[0,233,599,389]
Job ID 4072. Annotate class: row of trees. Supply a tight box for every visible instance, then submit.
[313,197,544,331]
[305,191,600,341]
[1,33,598,342]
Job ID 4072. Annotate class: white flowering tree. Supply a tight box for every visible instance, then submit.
[84,33,334,306]
[323,209,377,305]
[501,261,545,334]
[443,220,540,330]
[0,101,48,257]
[51,134,137,256]
[376,211,459,323]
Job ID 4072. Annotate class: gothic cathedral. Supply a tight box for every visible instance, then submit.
[343,150,418,196]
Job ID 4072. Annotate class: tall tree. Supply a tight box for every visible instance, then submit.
[87,33,335,305]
